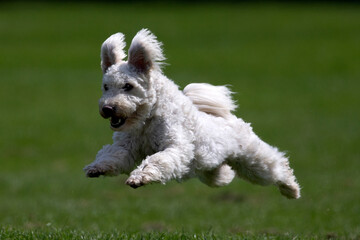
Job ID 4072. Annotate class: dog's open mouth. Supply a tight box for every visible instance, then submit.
[110,117,126,128]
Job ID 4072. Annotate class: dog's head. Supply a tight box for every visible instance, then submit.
[98,29,165,131]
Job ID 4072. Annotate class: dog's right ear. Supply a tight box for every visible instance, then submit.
[101,33,126,73]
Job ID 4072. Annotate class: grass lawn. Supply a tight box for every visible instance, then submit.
[0,2,359,239]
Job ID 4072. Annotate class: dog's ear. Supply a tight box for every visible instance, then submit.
[127,29,165,74]
[101,33,126,73]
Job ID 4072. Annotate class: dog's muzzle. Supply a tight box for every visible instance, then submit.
[101,105,127,129]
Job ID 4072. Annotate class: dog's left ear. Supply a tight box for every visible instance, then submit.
[128,29,165,74]
[101,33,126,73]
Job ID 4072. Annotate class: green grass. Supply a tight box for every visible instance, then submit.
[1,2,360,239]
[0,228,311,240]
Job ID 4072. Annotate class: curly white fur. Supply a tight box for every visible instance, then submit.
[84,29,300,199]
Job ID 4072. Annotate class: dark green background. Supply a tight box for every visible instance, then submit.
[0,2,359,239]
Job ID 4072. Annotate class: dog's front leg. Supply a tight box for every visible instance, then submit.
[84,144,134,178]
[126,147,192,188]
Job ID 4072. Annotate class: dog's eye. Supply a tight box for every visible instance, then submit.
[123,83,133,91]
[103,84,108,91]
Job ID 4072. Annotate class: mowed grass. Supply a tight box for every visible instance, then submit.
[0,2,359,239]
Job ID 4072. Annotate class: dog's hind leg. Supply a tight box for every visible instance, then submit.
[198,164,236,187]
[227,135,300,199]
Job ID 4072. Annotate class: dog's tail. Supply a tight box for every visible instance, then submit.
[183,83,237,119]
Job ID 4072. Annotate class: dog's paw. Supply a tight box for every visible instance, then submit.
[84,165,107,178]
[278,181,301,199]
[125,172,152,188]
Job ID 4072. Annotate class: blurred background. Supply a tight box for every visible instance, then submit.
[0,1,359,238]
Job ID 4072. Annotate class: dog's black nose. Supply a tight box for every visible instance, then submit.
[101,105,115,118]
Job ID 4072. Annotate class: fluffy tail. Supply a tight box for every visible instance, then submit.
[183,83,237,119]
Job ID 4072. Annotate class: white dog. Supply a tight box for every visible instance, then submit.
[84,29,300,199]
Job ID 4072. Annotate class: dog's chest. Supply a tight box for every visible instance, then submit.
[133,128,162,161]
